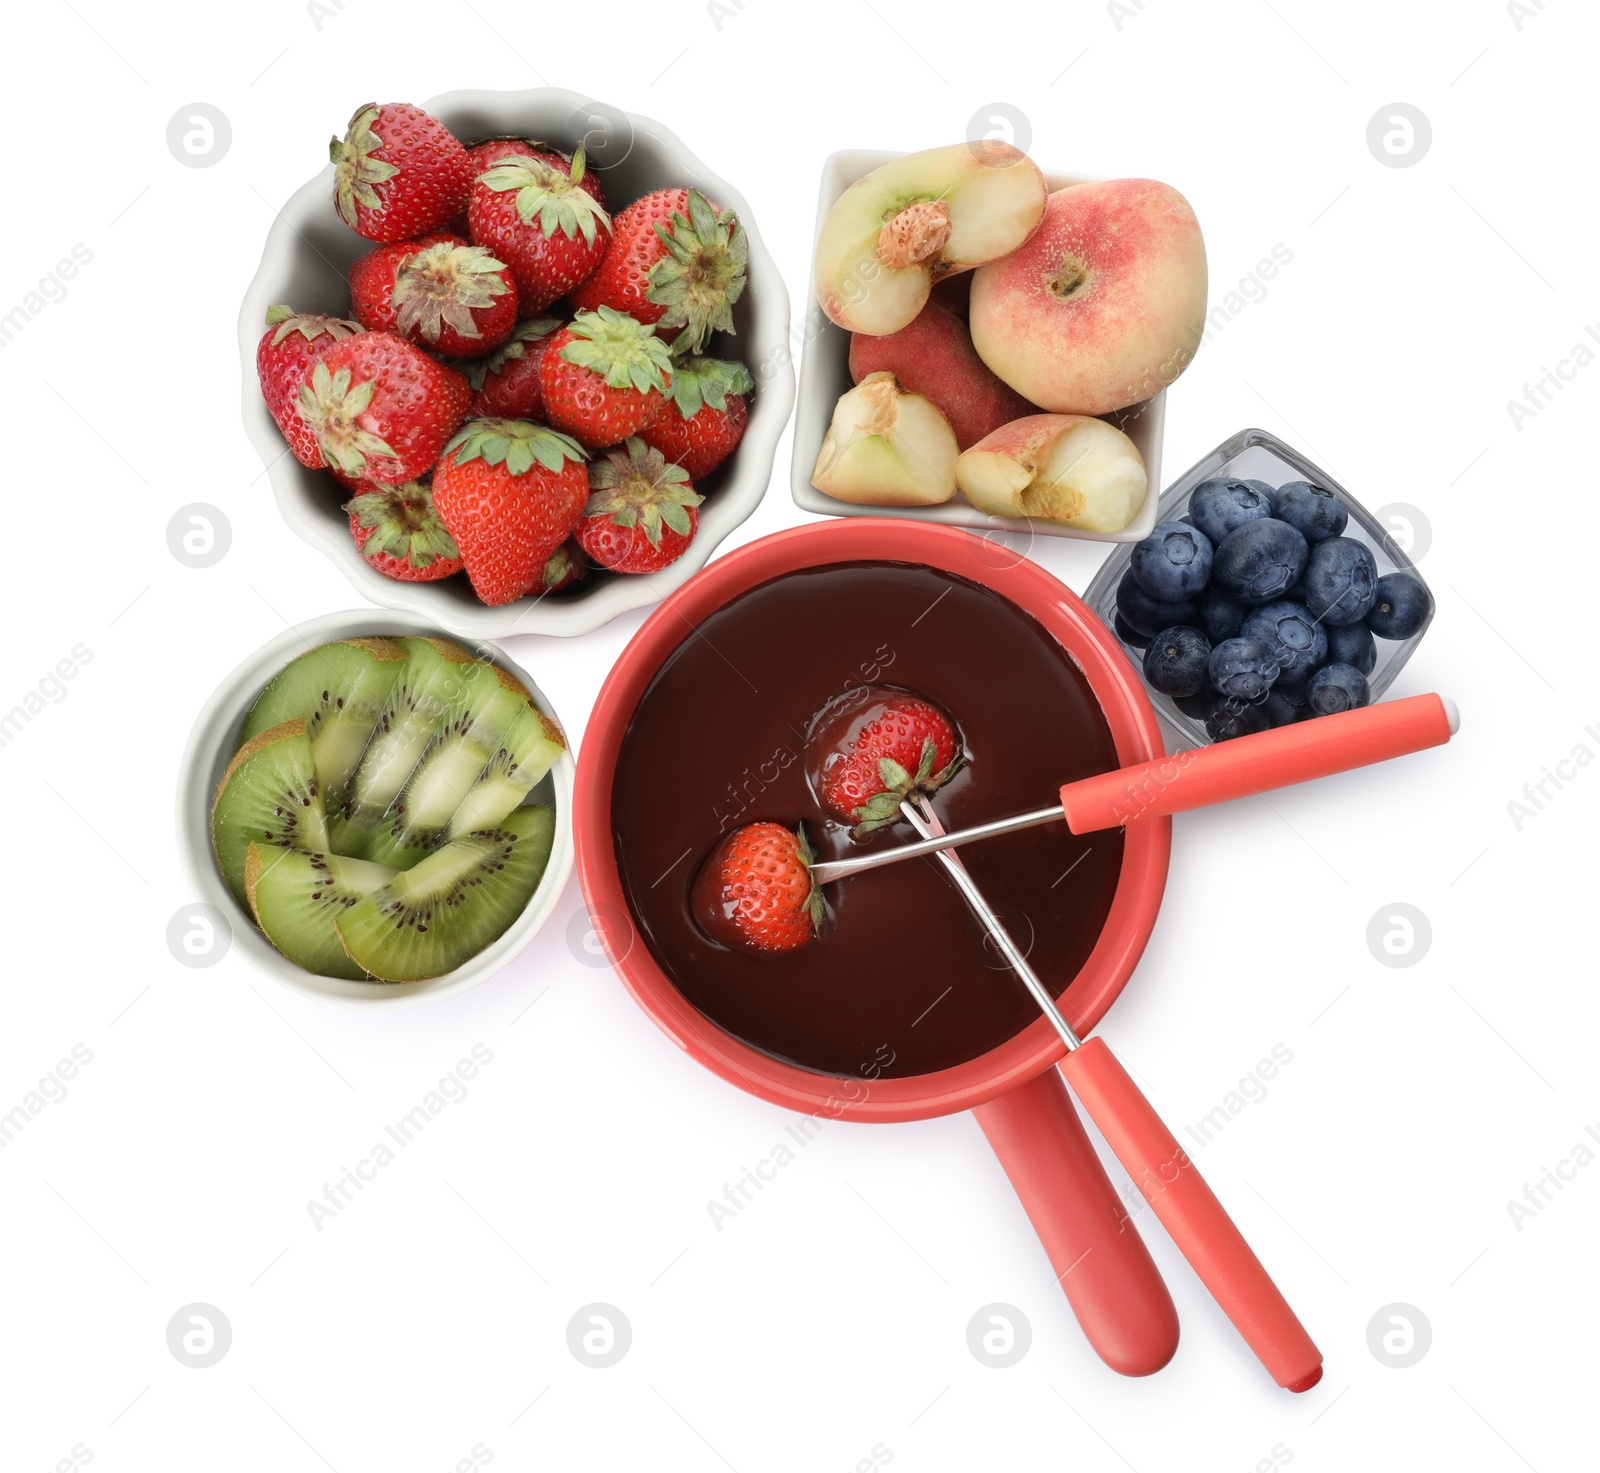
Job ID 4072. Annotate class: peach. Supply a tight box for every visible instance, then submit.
[811,371,958,507]
[969,179,1207,415]
[848,299,1037,450]
[955,414,1147,532]
[814,144,1048,336]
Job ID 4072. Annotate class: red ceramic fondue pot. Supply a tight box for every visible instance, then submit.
[574,518,1303,1381]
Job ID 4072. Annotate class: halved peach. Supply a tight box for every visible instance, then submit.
[815,144,1048,336]
[955,414,1147,532]
[811,371,958,507]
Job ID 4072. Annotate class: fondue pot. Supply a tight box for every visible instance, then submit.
[574,518,1449,1387]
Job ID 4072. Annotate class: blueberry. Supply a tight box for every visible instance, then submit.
[1241,600,1328,683]
[1367,572,1433,640]
[1188,478,1275,545]
[1325,620,1376,675]
[1205,696,1270,742]
[1272,480,1348,542]
[1172,690,1213,720]
[1113,612,1150,650]
[1307,662,1370,714]
[1117,570,1200,639]
[1143,626,1212,696]
[1199,587,1247,643]
[1302,536,1377,626]
[1259,688,1307,728]
[1208,636,1279,701]
[1132,521,1214,601]
[1212,518,1309,603]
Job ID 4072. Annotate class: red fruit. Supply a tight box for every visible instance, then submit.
[342,475,463,582]
[692,822,822,955]
[540,539,588,594]
[459,317,562,419]
[295,332,470,483]
[331,103,472,243]
[640,355,752,479]
[571,188,747,353]
[467,144,610,310]
[539,307,673,449]
[817,691,962,834]
[349,233,517,357]
[576,438,703,575]
[256,306,363,468]
[431,418,589,606]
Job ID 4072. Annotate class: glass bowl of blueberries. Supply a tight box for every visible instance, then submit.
[1083,427,1434,748]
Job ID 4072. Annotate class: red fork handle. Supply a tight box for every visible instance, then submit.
[1060,692,1457,833]
[973,1067,1180,1377]
[1060,1037,1323,1391]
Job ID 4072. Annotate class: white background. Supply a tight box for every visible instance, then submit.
[3,0,1595,1468]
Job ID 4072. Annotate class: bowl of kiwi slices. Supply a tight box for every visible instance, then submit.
[177,611,575,1004]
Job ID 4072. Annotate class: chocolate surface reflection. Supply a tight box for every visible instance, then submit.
[611,561,1125,1078]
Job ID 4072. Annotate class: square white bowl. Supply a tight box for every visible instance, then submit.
[176,610,575,1006]
[239,87,794,640]
[790,150,1164,542]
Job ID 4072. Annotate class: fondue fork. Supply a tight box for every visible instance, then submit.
[892,801,1328,1390]
[812,693,1457,886]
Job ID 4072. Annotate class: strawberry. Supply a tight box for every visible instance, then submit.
[818,694,962,834]
[256,306,363,468]
[458,317,562,419]
[295,332,470,484]
[640,355,752,479]
[576,438,703,574]
[342,475,463,583]
[540,539,588,594]
[431,419,589,606]
[571,188,747,353]
[693,822,822,955]
[464,137,604,195]
[539,307,673,449]
[467,144,611,311]
[349,233,517,357]
[331,103,472,243]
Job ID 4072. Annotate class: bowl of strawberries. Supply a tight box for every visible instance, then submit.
[240,87,793,637]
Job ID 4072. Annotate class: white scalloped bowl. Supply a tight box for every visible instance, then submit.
[238,87,794,639]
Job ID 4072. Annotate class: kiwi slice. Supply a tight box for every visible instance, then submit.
[338,637,476,853]
[245,844,396,981]
[366,663,567,865]
[435,702,566,841]
[239,638,406,816]
[211,720,329,904]
[334,804,556,982]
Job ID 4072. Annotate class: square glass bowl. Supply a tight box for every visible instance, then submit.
[789,150,1164,542]
[1082,427,1435,749]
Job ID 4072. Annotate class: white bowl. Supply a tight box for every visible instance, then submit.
[238,86,794,639]
[791,150,1164,543]
[175,611,575,1006]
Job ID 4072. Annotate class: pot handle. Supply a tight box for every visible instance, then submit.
[972,1066,1180,1377]
[1059,693,1457,833]
[1060,1037,1323,1391]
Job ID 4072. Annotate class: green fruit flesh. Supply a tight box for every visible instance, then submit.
[438,704,566,841]
[341,637,476,848]
[239,638,406,815]
[246,845,397,981]
[211,721,329,905]
[334,804,557,982]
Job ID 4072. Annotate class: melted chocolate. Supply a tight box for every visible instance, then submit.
[611,561,1124,1079]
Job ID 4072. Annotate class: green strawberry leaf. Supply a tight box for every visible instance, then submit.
[443,417,587,473]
